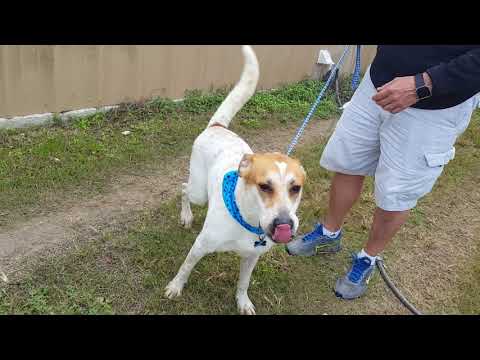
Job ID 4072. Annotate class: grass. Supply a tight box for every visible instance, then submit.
[458,252,480,314]
[1,70,479,315]
[1,107,479,315]
[0,78,341,225]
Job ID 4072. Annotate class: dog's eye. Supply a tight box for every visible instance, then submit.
[290,185,302,194]
[259,183,273,193]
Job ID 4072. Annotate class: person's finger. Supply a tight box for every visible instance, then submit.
[372,88,391,102]
[375,97,394,107]
[387,103,406,113]
[390,107,404,114]
[383,103,397,112]
[377,79,395,92]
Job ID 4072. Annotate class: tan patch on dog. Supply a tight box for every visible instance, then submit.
[238,152,306,207]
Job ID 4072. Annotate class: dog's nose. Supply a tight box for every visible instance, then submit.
[273,215,294,229]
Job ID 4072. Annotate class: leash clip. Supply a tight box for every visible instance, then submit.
[254,234,267,248]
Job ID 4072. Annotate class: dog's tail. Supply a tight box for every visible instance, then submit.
[207,45,259,128]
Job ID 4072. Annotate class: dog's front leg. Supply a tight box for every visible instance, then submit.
[236,254,260,315]
[165,235,208,299]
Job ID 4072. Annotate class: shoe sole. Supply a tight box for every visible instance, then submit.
[285,246,315,257]
[316,243,342,254]
[285,241,341,257]
[334,290,366,300]
[333,283,367,300]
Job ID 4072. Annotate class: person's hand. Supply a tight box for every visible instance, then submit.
[372,73,432,114]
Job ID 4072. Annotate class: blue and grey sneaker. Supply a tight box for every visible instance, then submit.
[285,223,342,256]
[334,254,376,300]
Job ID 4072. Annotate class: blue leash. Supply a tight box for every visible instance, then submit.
[351,45,362,91]
[286,45,362,156]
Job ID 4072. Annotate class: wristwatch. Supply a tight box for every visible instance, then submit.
[415,73,432,100]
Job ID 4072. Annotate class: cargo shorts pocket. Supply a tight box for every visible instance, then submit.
[425,147,456,168]
[412,147,457,203]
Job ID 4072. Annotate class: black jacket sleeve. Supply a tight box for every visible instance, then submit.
[426,48,480,99]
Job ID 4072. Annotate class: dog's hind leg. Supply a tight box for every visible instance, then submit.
[180,183,194,229]
[164,232,210,299]
[236,255,260,315]
[180,150,208,228]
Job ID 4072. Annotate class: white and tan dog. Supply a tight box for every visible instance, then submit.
[164,45,306,315]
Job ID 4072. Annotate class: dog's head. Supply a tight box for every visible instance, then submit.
[238,152,306,244]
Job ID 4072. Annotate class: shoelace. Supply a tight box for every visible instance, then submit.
[348,255,372,283]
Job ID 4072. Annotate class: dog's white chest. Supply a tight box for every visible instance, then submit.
[215,235,274,256]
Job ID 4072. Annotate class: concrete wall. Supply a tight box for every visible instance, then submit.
[0,45,377,118]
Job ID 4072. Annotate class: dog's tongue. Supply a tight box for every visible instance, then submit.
[273,224,292,243]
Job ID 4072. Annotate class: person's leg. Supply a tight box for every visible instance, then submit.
[335,96,476,300]
[332,208,410,300]
[364,208,409,256]
[323,173,365,232]
[323,176,410,258]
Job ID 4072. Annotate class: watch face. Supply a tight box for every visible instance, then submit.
[417,86,431,100]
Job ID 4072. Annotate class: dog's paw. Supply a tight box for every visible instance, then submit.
[237,295,256,315]
[180,209,193,229]
[164,280,184,299]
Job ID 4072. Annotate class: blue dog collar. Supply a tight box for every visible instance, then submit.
[222,171,266,247]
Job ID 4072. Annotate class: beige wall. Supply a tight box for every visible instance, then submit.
[0,45,377,118]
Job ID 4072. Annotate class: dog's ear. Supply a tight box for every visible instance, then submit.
[238,154,254,178]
